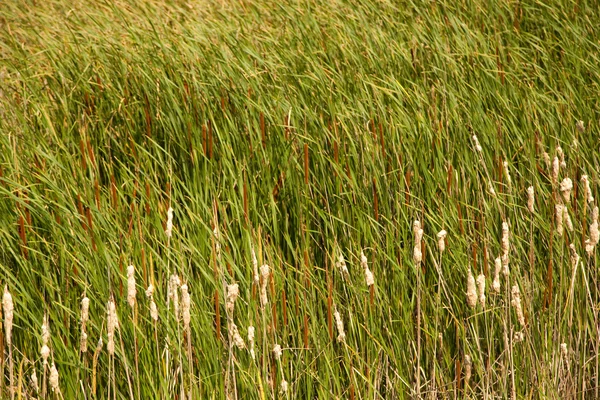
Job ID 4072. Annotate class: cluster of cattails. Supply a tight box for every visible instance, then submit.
[361,250,374,287]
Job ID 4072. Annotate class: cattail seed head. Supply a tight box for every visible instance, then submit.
[551,156,560,184]
[30,371,39,394]
[251,246,259,285]
[168,274,181,316]
[489,182,496,197]
[464,354,472,386]
[360,250,368,270]
[49,363,60,393]
[501,222,510,272]
[437,230,447,253]
[273,344,282,360]
[526,186,535,213]
[557,146,566,169]
[280,380,289,394]
[576,120,585,133]
[412,221,424,264]
[107,299,118,356]
[146,284,158,322]
[226,283,239,315]
[466,269,477,308]
[248,326,255,359]
[336,253,349,275]
[477,274,486,307]
[561,343,568,359]
[472,135,482,152]
[181,284,191,329]
[40,345,50,365]
[364,267,374,287]
[560,178,573,203]
[569,243,580,269]
[542,152,551,169]
[333,307,346,343]
[511,285,525,327]
[230,323,245,349]
[260,264,270,307]
[80,331,88,353]
[165,206,174,238]
[3,286,13,347]
[492,257,501,293]
[127,264,136,309]
[503,161,512,188]
[81,297,90,325]
[555,204,564,236]
[581,175,594,203]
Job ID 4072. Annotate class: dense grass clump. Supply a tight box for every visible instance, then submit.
[1,0,600,398]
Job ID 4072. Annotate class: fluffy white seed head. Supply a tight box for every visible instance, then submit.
[280,380,289,394]
[334,307,346,343]
[49,363,60,393]
[251,246,259,285]
[477,274,486,307]
[501,222,510,273]
[557,146,566,169]
[576,120,585,133]
[165,206,174,238]
[466,269,477,308]
[273,344,282,360]
[146,284,158,322]
[464,354,472,385]
[230,323,245,349]
[551,156,560,184]
[127,265,136,309]
[365,267,375,287]
[526,186,535,213]
[107,299,118,356]
[511,285,525,327]
[81,297,90,325]
[542,152,551,169]
[489,182,496,197]
[560,178,573,203]
[336,253,349,275]
[555,203,564,236]
[248,325,256,359]
[226,283,239,315]
[492,257,501,293]
[80,330,88,353]
[360,250,368,270]
[437,230,447,253]
[260,264,270,307]
[569,243,580,270]
[592,207,600,246]
[181,284,191,329]
[30,370,39,394]
[40,345,50,365]
[472,135,482,152]
[503,161,512,188]
[168,274,181,316]
[413,244,422,264]
[3,286,13,347]
[581,175,594,203]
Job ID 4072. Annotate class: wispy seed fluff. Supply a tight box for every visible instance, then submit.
[336,252,349,275]
[464,354,472,387]
[551,156,560,184]
[581,175,594,203]
[492,257,502,293]
[542,152,551,169]
[168,274,181,316]
[503,161,512,188]
[251,246,259,285]
[181,284,191,329]
[501,222,510,272]
[280,380,289,394]
[80,296,90,353]
[560,178,573,203]
[437,230,447,253]
[3,286,14,347]
[576,120,585,133]
[165,206,174,238]
[41,315,50,365]
[588,207,600,256]
[511,285,525,327]
[527,186,535,213]
[229,323,245,349]
[466,268,477,308]
[472,135,482,152]
[30,371,39,395]
[273,344,283,360]
[477,274,486,307]
[489,182,496,197]
[248,326,256,359]
[413,220,424,264]
[127,265,136,309]
[49,363,60,394]
[334,306,346,343]
[260,264,270,307]
[146,284,158,322]
[107,299,118,356]
[226,283,239,315]
[555,203,565,236]
[361,251,375,287]
[569,243,580,270]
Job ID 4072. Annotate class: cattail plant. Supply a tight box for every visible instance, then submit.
[560,178,573,203]
[3,286,14,399]
[127,265,136,309]
[464,354,472,389]
[581,175,594,203]
[248,326,255,360]
[146,284,158,322]
[557,146,566,169]
[472,135,482,152]
[251,245,259,286]
[168,274,181,316]
[80,296,90,353]
[273,344,282,360]
[413,220,423,264]
[336,252,349,275]
[226,283,239,315]
[501,221,510,272]
[107,298,118,356]
[477,274,486,307]
[40,314,50,396]
[511,285,525,327]
[551,156,560,184]
[556,203,565,236]
[333,306,346,343]
[466,268,477,308]
[437,230,447,253]
[542,152,551,169]
[527,186,535,213]
[49,363,61,396]
[165,206,174,238]
[30,371,39,396]
[492,256,502,293]
[229,323,245,349]
[260,264,270,308]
